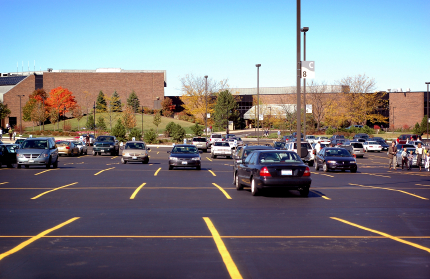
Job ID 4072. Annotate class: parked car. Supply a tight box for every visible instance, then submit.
[329,135,345,142]
[82,134,95,146]
[372,138,389,151]
[57,141,80,156]
[284,141,314,166]
[209,134,223,147]
[69,140,88,155]
[353,133,369,140]
[315,137,331,145]
[211,142,232,159]
[396,148,424,167]
[167,144,202,170]
[192,137,209,152]
[233,145,275,180]
[409,141,426,148]
[363,141,383,152]
[314,147,357,173]
[225,137,243,150]
[331,139,346,146]
[396,134,418,144]
[14,138,25,147]
[0,144,19,167]
[235,150,311,196]
[225,134,236,139]
[121,141,150,164]
[346,142,365,158]
[273,141,286,150]
[396,144,415,150]
[16,137,59,169]
[282,135,294,142]
[346,125,363,129]
[92,136,119,156]
[305,135,316,144]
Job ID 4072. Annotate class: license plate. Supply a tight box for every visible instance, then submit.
[281,169,293,176]
[182,161,188,165]
[29,160,34,163]
[132,156,137,160]
[101,150,105,152]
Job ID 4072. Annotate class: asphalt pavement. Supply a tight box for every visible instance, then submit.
[0,147,429,279]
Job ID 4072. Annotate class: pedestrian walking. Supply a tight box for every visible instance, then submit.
[416,142,424,171]
[401,148,408,170]
[0,127,2,140]
[426,147,430,171]
[8,128,12,141]
[13,131,16,141]
[407,150,414,170]
[277,130,281,140]
[388,141,397,170]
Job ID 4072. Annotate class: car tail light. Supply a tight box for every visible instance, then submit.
[66,146,70,149]
[353,154,356,158]
[303,166,311,176]
[260,167,271,177]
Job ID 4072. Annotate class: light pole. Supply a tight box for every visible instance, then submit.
[93,102,96,138]
[42,95,46,131]
[426,82,430,140]
[17,95,25,134]
[226,105,229,134]
[204,75,208,137]
[296,0,302,157]
[141,106,144,135]
[268,106,272,131]
[256,64,261,145]
[301,27,309,141]
[63,106,66,131]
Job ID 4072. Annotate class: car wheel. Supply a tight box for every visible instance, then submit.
[308,160,314,167]
[299,188,309,197]
[53,159,58,169]
[214,155,217,159]
[17,164,22,169]
[235,173,243,190]
[143,158,149,164]
[315,160,319,171]
[251,178,260,196]
[351,167,357,173]
[121,157,126,164]
[196,166,201,170]
[7,164,13,168]
[93,150,97,156]
[169,165,173,170]
[46,158,51,169]
[25,165,29,169]
[323,162,328,172]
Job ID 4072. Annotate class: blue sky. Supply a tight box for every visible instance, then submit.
[1,0,429,96]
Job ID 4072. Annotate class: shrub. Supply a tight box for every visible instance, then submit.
[164,121,176,137]
[129,128,142,141]
[64,121,72,132]
[144,128,157,143]
[112,119,126,141]
[171,124,186,142]
[325,127,336,135]
[191,123,203,136]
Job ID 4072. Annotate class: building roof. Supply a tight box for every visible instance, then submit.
[243,104,297,120]
[230,85,347,95]
[0,76,27,86]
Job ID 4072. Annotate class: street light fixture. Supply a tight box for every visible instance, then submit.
[301,27,309,141]
[256,64,261,145]
[426,82,430,140]
[17,95,25,134]
[204,75,208,136]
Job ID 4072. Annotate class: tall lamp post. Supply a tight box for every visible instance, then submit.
[93,102,96,138]
[141,106,144,134]
[63,106,66,131]
[268,106,272,131]
[204,75,208,136]
[17,95,25,134]
[296,0,302,157]
[426,82,430,140]
[301,27,309,141]
[226,105,229,134]
[256,64,261,145]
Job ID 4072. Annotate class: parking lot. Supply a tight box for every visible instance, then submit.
[0,146,429,278]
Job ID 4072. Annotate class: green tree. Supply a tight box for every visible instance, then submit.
[49,109,60,131]
[85,114,95,130]
[413,122,421,135]
[112,119,126,140]
[127,90,140,113]
[129,128,142,141]
[153,111,161,134]
[171,124,186,142]
[111,91,122,112]
[96,91,107,112]
[164,121,176,137]
[213,90,239,132]
[419,115,428,135]
[144,128,157,143]
[191,123,203,136]
[23,99,37,122]
[97,116,107,131]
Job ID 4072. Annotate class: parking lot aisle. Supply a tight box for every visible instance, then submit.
[203,217,243,279]
[0,217,79,261]
[331,217,430,253]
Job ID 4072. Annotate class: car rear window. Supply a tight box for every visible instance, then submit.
[352,143,363,148]
[259,152,301,163]
[193,138,207,142]
[211,135,222,138]
[214,142,230,147]
[294,143,312,149]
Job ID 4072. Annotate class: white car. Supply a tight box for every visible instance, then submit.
[209,134,223,147]
[363,141,382,152]
[66,139,88,155]
[225,137,243,149]
[315,137,331,145]
[285,141,314,166]
[211,142,232,159]
[305,135,316,144]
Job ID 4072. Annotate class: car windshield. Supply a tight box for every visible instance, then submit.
[172,146,198,154]
[214,142,230,147]
[72,141,83,145]
[21,140,48,149]
[404,149,416,155]
[274,142,285,148]
[325,149,352,157]
[4,145,18,153]
[259,152,301,163]
[125,142,146,149]
[97,136,114,142]
[15,139,25,143]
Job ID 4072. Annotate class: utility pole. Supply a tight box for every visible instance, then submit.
[256,64,261,145]
[296,0,302,157]
[17,95,25,134]
[205,75,208,137]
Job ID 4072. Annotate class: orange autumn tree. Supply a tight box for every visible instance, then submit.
[46,86,77,117]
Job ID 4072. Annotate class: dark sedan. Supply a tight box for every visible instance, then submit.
[168,144,202,170]
[93,136,119,156]
[315,147,357,172]
[235,150,311,196]
[0,144,19,168]
[273,141,286,150]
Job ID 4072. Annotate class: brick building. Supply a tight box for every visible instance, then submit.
[0,69,166,128]
[389,91,427,130]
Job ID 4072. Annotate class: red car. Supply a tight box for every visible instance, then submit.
[396,134,418,144]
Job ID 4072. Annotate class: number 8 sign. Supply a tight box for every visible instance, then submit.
[301,61,315,79]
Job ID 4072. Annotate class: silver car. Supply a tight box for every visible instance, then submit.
[121,141,150,164]
[349,142,365,158]
[71,140,88,155]
[396,148,424,167]
[16,138,59,169]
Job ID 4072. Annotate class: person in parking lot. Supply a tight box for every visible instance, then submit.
[315,141,321,154]
[388,141,397,170]
[416,142,424,171]
[277,130,281,140]
[401,148,408,170]
[425,147,430,171]
[407,150,414,170]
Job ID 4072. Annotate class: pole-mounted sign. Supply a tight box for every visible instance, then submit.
[301,61,315,79]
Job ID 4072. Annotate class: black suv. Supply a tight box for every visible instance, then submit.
[233,145,275,184]
[92,136,119,156]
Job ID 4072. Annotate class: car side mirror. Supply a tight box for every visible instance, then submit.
[167,151,171,153]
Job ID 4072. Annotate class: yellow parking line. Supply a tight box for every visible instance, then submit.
[207,158,213,162]
[349,183,428,200]
[0,217,80,261]
[130,183,146,199]
[310,190,331,200]
[319,173,334,178]
[157,151,159,154]
[416,184,430,187]
[64,163,74,165]
[94,167,115,176]
[31,182,78,199]
[361,173,391,178]
[0,182,9,185]
[111,156,118,160]
[331,217,430,253]
[208,170,216,176]
[203,217,243,279]
[154,168,161,176]
[34,169,57,176]
[212,183,232,199]
[0,168,10,171]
